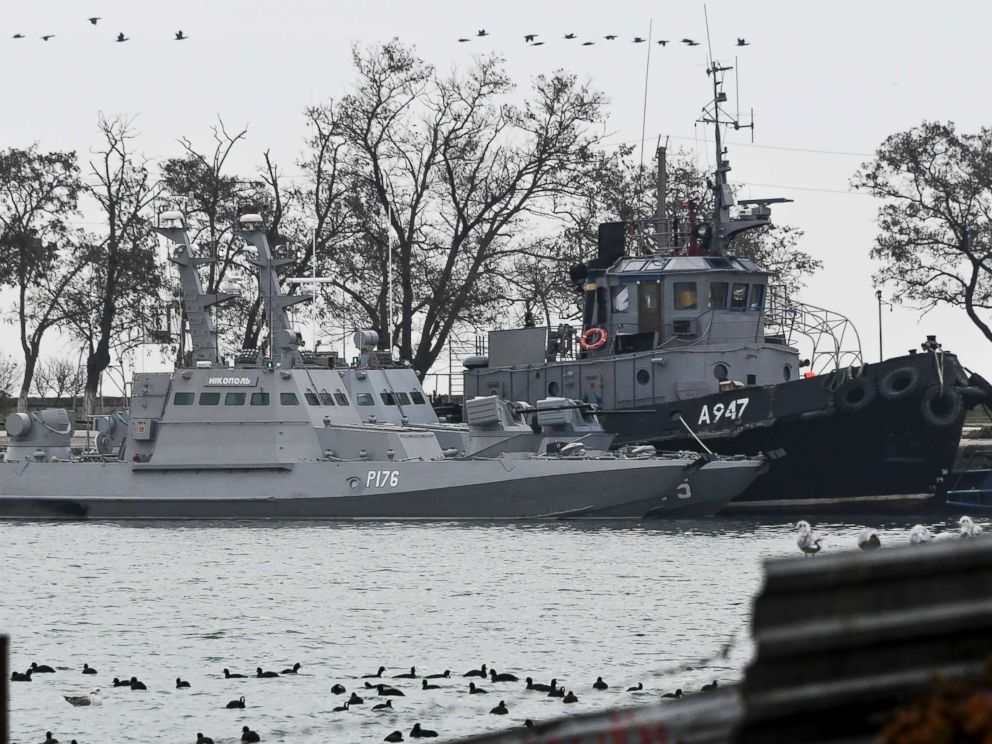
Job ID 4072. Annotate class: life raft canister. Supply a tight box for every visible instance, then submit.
[580,327,608,351]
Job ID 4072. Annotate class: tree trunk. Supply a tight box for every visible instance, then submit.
[241,295,264,351]
[17,355,36,413]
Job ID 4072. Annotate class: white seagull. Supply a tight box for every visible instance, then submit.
[64,689,102,706]
[909,524,933,544]
[796,520,823,557]
[857,529,881,551]
[959,515,982,538]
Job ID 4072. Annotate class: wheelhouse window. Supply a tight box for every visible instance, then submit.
[395,392,411,405]
[250,392,270,406]
[334,392,349,405]
[709,282,729,309]
[280,392,299,406]
[730,283,749,309]
[304,391,320,406]
[318,391,335,406]
[225,392,246,405]
[612,285,630,313]
[380,392,397,405]
[173,392,194,406]
[410,391,426,405]
[750,284,766,310]
[199,392,220,406]
[673,281,698,310]
[356,393,375,406]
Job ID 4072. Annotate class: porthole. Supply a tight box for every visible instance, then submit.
[783,365,792,381]
[713,363,729,381]
[636,369,651,385]
[548,381,561,396]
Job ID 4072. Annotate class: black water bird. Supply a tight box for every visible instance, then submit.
[548,686,564,698]
[662,688,683,698]
[737,37,749,46]
[858,529,881,551]
[593,676,608,690]
[331,683,346,694]
[226,696,246,709]
[490,700,509,715]
[82,664,97,675]
[410,724,438,738]
[524,34,537,42]
[632,37,645,43]
[255,667,279,678]
[422,679,441,690]
[224,668,246,678]
[44,734,58,744]
[627,682,643,692]
[424,670,449,679]
[490,669,518,682]
[196,734,214,744]
[41,35,55,41]
[379,686,405,696]
[241,726,260,743]
[385,733,403,743]
[469,681,488,694]
[525,719,535,728]
[682,38,699,46]
[112,677,128,687]
[477,29,488,37]
[175,30,187,40]
[31,662,55,673]
[176,678,191,688]
[701,680,718,692]
[372,699,393,711]
[280,663,301,674]
[363,666,386,678]
[463,664,487,678]
[564,33,577,39]
[129,677,147,690]
[348,692,364,705]
[525,677,552,692]
[604,34,617,40]
[88,17,100,25]
[657,39,669,46]
[115,32,128,42]
[563,690,578,703]
[11,670,31,681]
[393,666,417,679]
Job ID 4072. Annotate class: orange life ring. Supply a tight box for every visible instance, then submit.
[580,327,608,351]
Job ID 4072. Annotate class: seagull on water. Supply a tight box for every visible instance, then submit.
[796,520,823,557]
[959,515,982,537]
[857,528,881,551]
[64,689,101,706]
[909,524,933,544]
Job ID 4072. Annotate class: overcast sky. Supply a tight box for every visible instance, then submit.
[3,0,992,389]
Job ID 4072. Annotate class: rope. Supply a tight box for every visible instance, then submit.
[675,414,714,455]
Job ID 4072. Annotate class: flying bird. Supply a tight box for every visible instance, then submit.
[457,38,470,42]
[604,35,617,40]
[796,520,823,557]
[12,33,25,39]
[477,29,488,37]
[857,529,881,551]
[41,35,55,41]
[737,37,749,46]
[632,37,645,43]
[564,33,577,39]
[524,34,537,43]
[174,30,187,40]
[582,41,594,46]
[88,17,101,25]
[115,32,128,42]
[682,38,699,46]
[657,39,669,46]
[530,41,545,46]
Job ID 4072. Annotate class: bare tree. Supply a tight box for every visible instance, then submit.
[32,356,85,403]
[853,121,992,341]
[0,357,20,401]
[67,115,163,415]
[0,145,88,411]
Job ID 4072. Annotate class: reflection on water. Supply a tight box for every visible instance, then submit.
[0,516,974,743]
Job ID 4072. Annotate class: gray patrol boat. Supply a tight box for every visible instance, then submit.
[0,213,767,519]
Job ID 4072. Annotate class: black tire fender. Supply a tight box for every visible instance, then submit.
[919,383,963,428]
[835,376,876,414]
[878,366,924,401]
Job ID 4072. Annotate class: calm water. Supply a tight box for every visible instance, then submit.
[0,517,975,744]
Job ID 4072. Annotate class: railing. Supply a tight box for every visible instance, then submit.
[763,286,863,373]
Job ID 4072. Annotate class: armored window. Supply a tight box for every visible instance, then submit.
[380,392,397,405]
[709,282,729,309]
[250,392,270,406]
[673,282,697,310]
[199,392,220,406]
[224,392,246,406]
[318,391,335,406]
[356,393,375,406]
[749,284,766,310]
[730,283,749,309]
[612,285,629,313]
[395,392,411,405]
[334,392,349,405]
[173,392,194,406]
[280,392,299,406]
[410,391,426,405]
[304,391,320,406]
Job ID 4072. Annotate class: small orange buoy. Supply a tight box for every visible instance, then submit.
[803,371,815,379]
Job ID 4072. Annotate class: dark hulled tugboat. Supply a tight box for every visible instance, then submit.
[462,62,991,513]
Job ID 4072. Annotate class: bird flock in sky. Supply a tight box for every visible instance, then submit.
[9,16,187,42]
[456,29,751,48]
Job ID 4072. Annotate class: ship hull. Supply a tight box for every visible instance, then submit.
[596,351,984,514]
[0,456,747,520]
